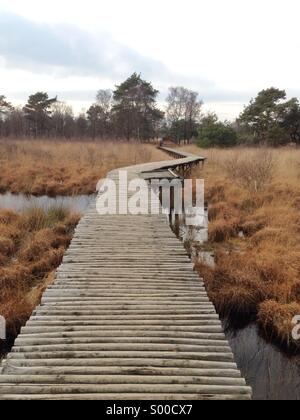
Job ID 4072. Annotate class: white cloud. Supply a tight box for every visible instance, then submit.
[1,0,300,119]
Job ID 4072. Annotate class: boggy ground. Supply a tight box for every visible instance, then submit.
[0,206,80,349]
[2,141,300,352]
[0,139,166,196]
[0,139,167,352]
[185,145,300,350]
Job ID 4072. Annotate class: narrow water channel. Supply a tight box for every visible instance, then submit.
[0,192,95,213]
[0,193,96,359]
[225,322,300,400]
[169,210,300,400]
[1,193,300,399]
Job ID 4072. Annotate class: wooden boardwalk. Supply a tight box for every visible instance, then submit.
[0,147,252,400]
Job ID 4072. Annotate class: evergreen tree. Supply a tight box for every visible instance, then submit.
[112,73,164,140]
[198,113,237,147]
[24,92,57,137]
[0,95,12,117]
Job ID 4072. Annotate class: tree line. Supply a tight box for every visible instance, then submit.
[0,73,203,142]
[1,72,300,147]
[196,88,300,147]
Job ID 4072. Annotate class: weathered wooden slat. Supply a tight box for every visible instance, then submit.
[20,325,225,334]
[3,358,238,369]
[1,366,241,378]
[0,384,252,395]
[0,147,251,400]
[12,343,233,353]
[0,375,247,386]
[0,393,251,401]
[17,331,226,340]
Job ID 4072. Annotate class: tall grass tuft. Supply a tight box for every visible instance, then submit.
[183,144,300,348]
[0,206,80,346]
[0,139,167,196]
[23,205,71,231]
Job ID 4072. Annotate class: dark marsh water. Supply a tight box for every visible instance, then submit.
[170,208,300,400]
[0,194,300,399]
[0,192,95,213]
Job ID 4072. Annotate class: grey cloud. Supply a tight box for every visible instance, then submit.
[0,11,160,79]
[202,88,300,104]
[3,11,269,106]
[202,90,253,103]
[0,10,212,89]
[2,12,298,108]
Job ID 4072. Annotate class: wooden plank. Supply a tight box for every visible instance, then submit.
[0,147,251,401]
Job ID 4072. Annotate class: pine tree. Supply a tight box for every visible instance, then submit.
[112,73,163,140]
[24,92,57,137]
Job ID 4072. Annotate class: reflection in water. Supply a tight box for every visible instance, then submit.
[170,210,209,244]
[0,193,95,358]
[224,323,300,400]
[0,193,95,213]
[169,209,215,267]
[1,192,300,399]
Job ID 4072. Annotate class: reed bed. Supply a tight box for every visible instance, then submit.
[185,145,300,349]
[0,139,166,196]
[0,206,80,346]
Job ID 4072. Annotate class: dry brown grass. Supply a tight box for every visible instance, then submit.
[258,301,300,349]
[223,149,275,193]
[0,207,79,342]
[0,139,166,196]
[184,145,300,348]
[0,139,166,350]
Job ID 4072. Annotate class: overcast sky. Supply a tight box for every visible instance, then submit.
[0,0,299,119]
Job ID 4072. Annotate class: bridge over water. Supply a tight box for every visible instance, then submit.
[0,147,252,400]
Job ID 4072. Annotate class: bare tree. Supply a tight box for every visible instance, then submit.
[96,89,113,115]
[6,107,25,138]
[166,87,203,144]
[85,89,114,139]
[51,102,74,138]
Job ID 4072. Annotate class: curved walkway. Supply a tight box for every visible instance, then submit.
[0,147,252,400]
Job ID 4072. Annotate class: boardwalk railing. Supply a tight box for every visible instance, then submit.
[0,148,252,400]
